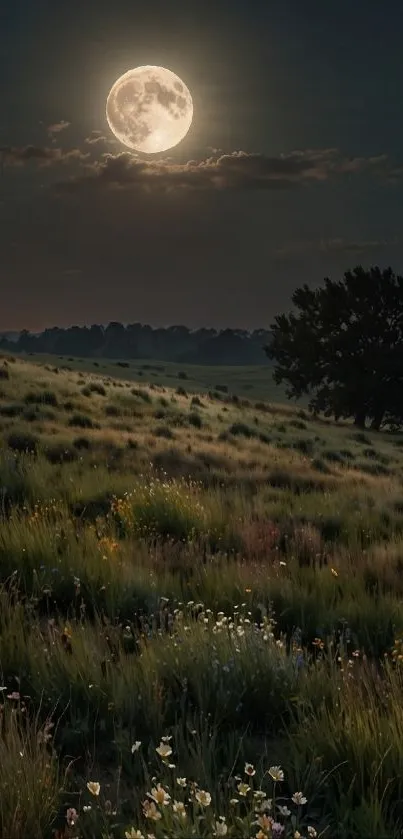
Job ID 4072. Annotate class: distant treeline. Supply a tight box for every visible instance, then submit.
[0,323,272,365]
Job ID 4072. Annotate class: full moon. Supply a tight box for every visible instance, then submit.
[106,66,193,154]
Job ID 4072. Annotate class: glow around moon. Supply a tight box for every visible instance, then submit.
[106,66,193,154]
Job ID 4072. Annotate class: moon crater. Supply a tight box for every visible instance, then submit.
[106,66,193,154]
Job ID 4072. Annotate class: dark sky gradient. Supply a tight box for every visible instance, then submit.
[1,0,403,330]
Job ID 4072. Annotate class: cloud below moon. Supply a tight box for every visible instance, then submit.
[54,147,392,194]
[106,65,193,154]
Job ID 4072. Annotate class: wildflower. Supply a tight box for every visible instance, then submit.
[331,567,338,577]
[237,782,251,796]
[307,828,317,838]
[176,777,187,787]
[87,781,100,796]
[255,814,273,831]
[230,798,239,805]
[142,801,162,821]
[66,808,78,827]
[292,792,307,805]
[150,784,170,806]
[131,741,142,753]
[294,833,302,839]
[255,832,266,839]
[172,801,186,818]
[272,823,285,837]
[245,762,256,776]
[278,805,291,817]
[156,742,172,759]
[125,830,144,839]
[161,735,173,742]
[215,819,228,836]
[268,766,284,782]
[83,805,91,813]
[195,789,212,806]
[7,691,20,700]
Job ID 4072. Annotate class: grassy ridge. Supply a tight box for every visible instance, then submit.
[1,354,403,837]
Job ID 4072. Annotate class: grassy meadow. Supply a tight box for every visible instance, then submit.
[1,353,403,837]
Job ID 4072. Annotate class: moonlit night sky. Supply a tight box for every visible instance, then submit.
[1,0,403,331]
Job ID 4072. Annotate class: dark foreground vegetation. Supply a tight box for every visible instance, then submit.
[1,350,403,838]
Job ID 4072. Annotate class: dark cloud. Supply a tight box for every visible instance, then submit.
[55,147,392,195]
[0,145,89,167]
[274,237,399,259]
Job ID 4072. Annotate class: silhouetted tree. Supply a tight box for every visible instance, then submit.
[265,266,403,430]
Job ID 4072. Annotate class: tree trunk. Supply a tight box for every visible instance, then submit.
[370,409,385,431]
[353,411,366,429]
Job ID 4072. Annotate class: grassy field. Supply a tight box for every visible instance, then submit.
[1,353,403,837]
[17,352,300,404]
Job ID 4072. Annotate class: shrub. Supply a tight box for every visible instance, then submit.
[44,443,78,464]
[229,422,256,439]
[154,426,175,439]
[0,404,23,418]
[178,371,188,380]
[67,413,95,429]
[7,432,39,454]
[176,386,187,397]
[292,438,315,455]
[116,361,130,368]
[105,404,121,417]
[215,384,228,393]
[24,390,58,407]
[0,366,9,380]
[350,431,372,444]
[73,436,91,450]
[188,412,203,429]
[289,419,307,430]
[191,396,204,408]
[322,449,346,463]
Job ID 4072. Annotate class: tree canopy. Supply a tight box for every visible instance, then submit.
[265,265,403,430]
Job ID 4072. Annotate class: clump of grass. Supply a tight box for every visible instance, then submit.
[191,396,204,408]
[131,388,152,403]
[0,366,10,380]
[89,382,106,395]
[0,702,62,839]
[111,476,207,542]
